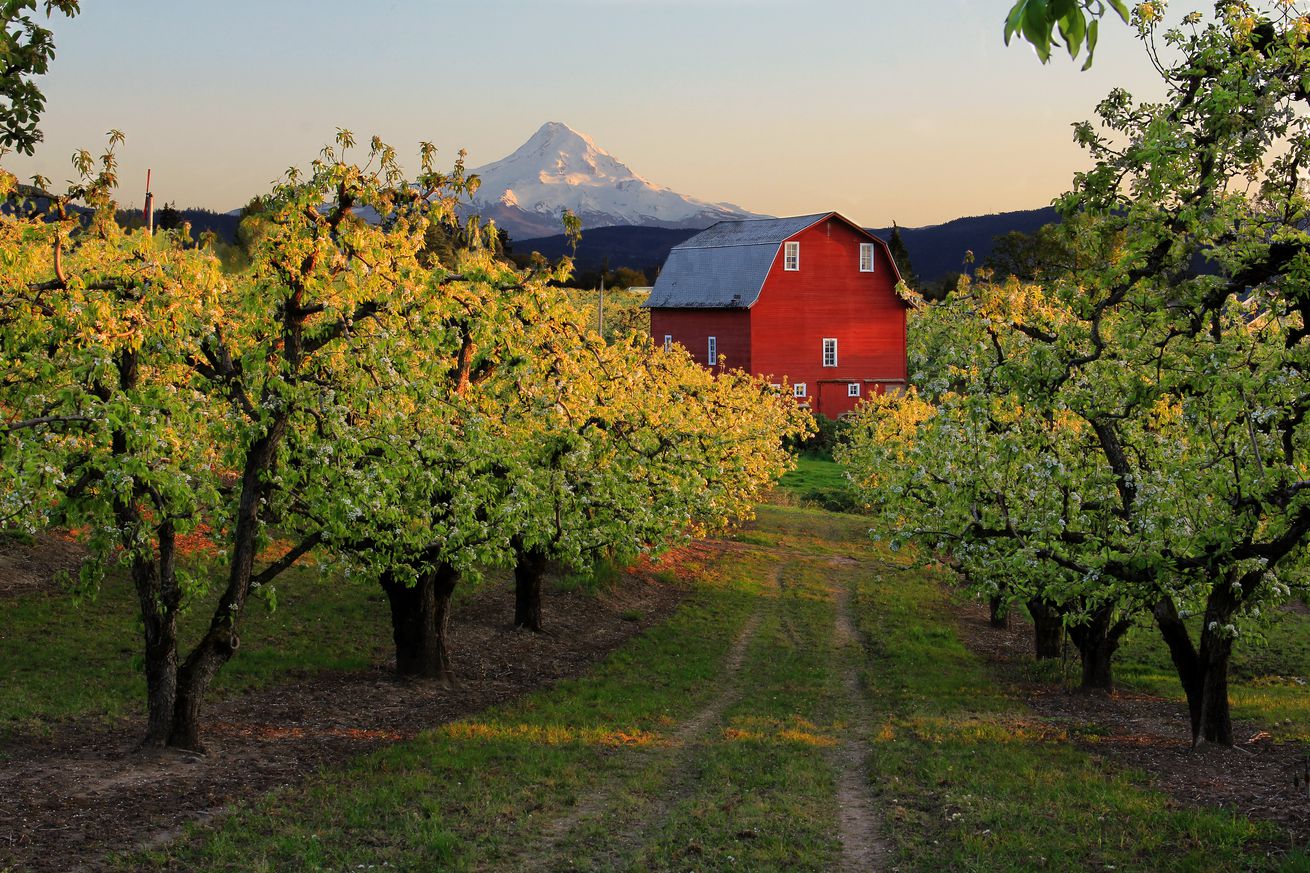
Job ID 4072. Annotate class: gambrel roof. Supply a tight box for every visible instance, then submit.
[643,212,899,309]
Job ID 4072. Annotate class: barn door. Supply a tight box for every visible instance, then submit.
[817,381,853,418]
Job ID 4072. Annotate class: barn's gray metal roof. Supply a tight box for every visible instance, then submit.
[645,214,834,309]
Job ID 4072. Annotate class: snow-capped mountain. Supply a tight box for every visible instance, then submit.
[466,122,768,239]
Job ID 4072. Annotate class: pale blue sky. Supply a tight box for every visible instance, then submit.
[6,1,1162,228]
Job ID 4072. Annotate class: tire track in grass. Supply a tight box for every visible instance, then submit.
[502,564,778,872]
[832,561,893,872]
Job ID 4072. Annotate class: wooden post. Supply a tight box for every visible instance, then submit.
[143,169,154,236]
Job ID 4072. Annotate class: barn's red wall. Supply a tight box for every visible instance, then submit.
[650,309,752,371]
[750,217,907,417]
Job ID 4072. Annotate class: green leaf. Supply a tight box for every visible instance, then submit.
[1004,0,1029,44]
[1020,0,1053,63]
[1049,0,1076,20]
[1081,19,1099,71]
[1059,9,1086,60]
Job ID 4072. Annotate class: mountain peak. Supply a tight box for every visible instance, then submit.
[493,121,630,185]
[530,121,595,147]
[468,123,768,239]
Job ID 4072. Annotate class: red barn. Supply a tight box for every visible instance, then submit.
[645,212,909,417]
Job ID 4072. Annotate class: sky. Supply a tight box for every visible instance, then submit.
[5,0,1165,229]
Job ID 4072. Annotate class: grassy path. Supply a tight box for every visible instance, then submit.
[500,570,774,872]
[832,569,892,871]
[135,505,1304,871]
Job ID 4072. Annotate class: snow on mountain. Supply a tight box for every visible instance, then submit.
[467,122,769,240]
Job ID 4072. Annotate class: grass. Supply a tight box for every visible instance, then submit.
[133,542,775,871]
[8,502,1310,869]
[1114,606,1310,742]
[615,558,845,872]
[776,456,859,512]
[0,562,391,731]
[852,558,1306,871]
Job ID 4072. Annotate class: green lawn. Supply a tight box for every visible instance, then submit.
[113,504,1308,871]
[0,560,390,730]
[1114,607,1310,742]
[5,503,1308,870]
[776,455,858,512]
[851,559,1305,872]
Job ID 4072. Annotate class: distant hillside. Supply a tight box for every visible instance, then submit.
[871,207,1060,284]
[516,207,1061,286]
[515,225,699,274]
[114,207,241,243]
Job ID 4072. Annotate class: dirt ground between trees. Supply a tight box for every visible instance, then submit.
[0,532,87,599]
[953,598,1310,851]
[0,548,689,872]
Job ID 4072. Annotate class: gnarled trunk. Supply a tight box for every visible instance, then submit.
[133,522,181,748]
[512,539,549,632]
[988,594,1009,629]
[1027,598,1063,660]
[1196,582,1239,746]
[169,424,286,751]
[1066,604,1131,692]
[381,562,459,685]
[1152,589,1236,746]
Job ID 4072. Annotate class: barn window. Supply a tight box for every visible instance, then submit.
[784,241,800,271]
[707,336,718,365]
[793,382,807,398]
[664,334,673,352]
[823,338,838,367]
[859,243,875,272]
[848,382,861,397]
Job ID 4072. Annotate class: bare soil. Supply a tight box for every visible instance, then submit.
[952,597,1310,848]
[0,531,86,599]
[0,559,686,872]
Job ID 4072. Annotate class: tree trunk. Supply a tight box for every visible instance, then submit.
[989,595,1009,629]
[133,522,181,748]
[1152,592,1238,746]
[106,351,183,749]
[169,423,286,751]
[1066,604,1131,692]
[513,540,549,632]
[1197,638,1234,745]
[381,562,459,685]
[1196,582,1239,746]
[1028,598,1063,659]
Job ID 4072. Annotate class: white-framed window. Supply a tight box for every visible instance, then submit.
[663,334,673,352]
[859,243,875,272]
[707,335,717,365]
[848,382,861,397]
[784,241,800,271]
[793,382,807,398]
[822,337,838,367]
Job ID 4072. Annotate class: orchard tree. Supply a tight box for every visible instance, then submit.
[846,1,1310,745]
[839,274,1147,690]
[1046,0,1310,744]
[300,246,575,683]
[0,134,229,746]
[0,0,80,154]
[1,131,489,748]
[500,328,810,632]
